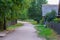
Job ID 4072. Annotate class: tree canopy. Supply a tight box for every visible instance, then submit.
[28,0,47,23]
[0,0,33,30]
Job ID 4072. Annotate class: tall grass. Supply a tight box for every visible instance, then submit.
[35,24,57,40]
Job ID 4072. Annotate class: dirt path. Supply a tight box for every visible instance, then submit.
[1,21,46,40]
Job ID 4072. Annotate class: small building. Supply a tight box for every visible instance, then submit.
[42,4,58,16]
[42,4,60,34]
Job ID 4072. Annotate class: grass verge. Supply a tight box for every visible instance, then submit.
[7,23,23,31]
[35,24,57,40]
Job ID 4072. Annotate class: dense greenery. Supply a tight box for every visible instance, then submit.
[28,0,47,23]
[0,0,47,30]
[0,0,33,30]
[45,10,56,22]
[54,18,60,23]
[35,24,57,40]
[18,0,33,20]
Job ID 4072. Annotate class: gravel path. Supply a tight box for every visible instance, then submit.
[0,21,46,40]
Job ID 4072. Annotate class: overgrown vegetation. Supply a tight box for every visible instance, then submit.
[45,10,56,22]
[28,0,47,23]
[7,23,23,31]
[40,18,45,25]
[34,10,58,40]
[35,24,57,40]
[53,18,60,23]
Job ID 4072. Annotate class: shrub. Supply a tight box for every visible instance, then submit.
[35,25,45,31]
[53,18,60,23]
[40,18,45,25]
[35,24,57,40]
[45,10,56,22]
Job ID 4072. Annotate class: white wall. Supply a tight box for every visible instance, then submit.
[42,4,58,16]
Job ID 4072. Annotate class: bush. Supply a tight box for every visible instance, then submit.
[35,25,45,31]
[53,18,60,23]
[45,10,56,22]
[35,24,57,40]
[40,18,45,25]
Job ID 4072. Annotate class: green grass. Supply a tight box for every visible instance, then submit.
[35,24,57,40]
[7,23,23,31]
[30,21,37,25]
[24,19,37,25]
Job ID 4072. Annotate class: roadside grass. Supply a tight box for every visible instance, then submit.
[35,24,57,40]
[30,21,37,25]
[24,19,37,25]
[25,20,57,40]
[7,23,23,31]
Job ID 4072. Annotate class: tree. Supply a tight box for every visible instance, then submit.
[0,0,33,30]
[18,0,33,20]
[28,0,47,23]
[45,10,56,22]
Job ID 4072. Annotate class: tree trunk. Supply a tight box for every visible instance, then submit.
[4,17,6,30]
[0,21,4,31]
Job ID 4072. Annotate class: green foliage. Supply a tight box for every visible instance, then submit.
[40,18,45,24]
[7,23,23,31]
[54,18,60,23]
[35,25,57,40]
[28,0,47,21]
[0,0,33,30]
[19,0,33,20]
[19,9,28,20]
[0,0,33,21]
[45,10,56,22]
